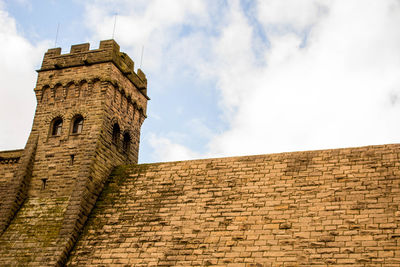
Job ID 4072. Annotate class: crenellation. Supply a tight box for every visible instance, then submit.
[70,43,90,54]
[119,52,134,71]
[39,40,148,100]
[99,39,119,52]
[44,47,62,58]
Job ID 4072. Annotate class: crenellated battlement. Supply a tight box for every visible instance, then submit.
[39,40,148,99]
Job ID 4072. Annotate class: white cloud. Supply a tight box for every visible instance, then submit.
[83,0,211,73]
[148,133,200,162]
[209,0,400,157]
[187,118,214,140]
[0,6,49,150]
[257,0,328,33]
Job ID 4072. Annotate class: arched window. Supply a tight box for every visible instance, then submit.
[122,132,131,153]
[54,84,63,101]
[71,115,84,134]
[51,117,63,136]
[112,123,120,144]
[41,86,50,103]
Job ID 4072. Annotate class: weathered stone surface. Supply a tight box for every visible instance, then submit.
[0,149,22,196]
[67,144,400,266]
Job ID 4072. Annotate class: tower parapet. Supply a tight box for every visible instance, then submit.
[39,40,149,98]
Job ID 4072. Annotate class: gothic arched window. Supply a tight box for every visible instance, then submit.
[71,115,84,134]
[112,123,120,145]
[122,132,131,153]
[51,117,63,136]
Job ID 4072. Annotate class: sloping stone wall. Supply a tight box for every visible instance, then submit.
[0,197,69,264]
[67,144,400,266]
[0,149,22,186]
[0,149,23,234]
[0,139,37,236]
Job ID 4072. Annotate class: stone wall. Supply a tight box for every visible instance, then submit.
[67,144,400,266]
[0,149,22,187]
[0,149,23,234]
[0,139,37,236]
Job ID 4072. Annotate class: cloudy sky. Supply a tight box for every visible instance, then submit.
[1,0,400,163]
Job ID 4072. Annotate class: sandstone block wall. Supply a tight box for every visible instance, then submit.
[0,139,37,236]
[0,197,69,264]
[0,149,22,188]
[0,149,23,234]
[68,144,400,266]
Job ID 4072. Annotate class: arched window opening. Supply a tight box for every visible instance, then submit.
[54,84,63,100]
[123,133,131,153]
[66,83,76,99]
[80,81,88,97]
[72,115,84,134]
[112,123,120,145]
[132,103,137,121]
[41,178,48,190]
[41,86,50,103]
[51,117,63,136]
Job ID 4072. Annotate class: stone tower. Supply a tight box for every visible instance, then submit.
[0,40,148,266]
